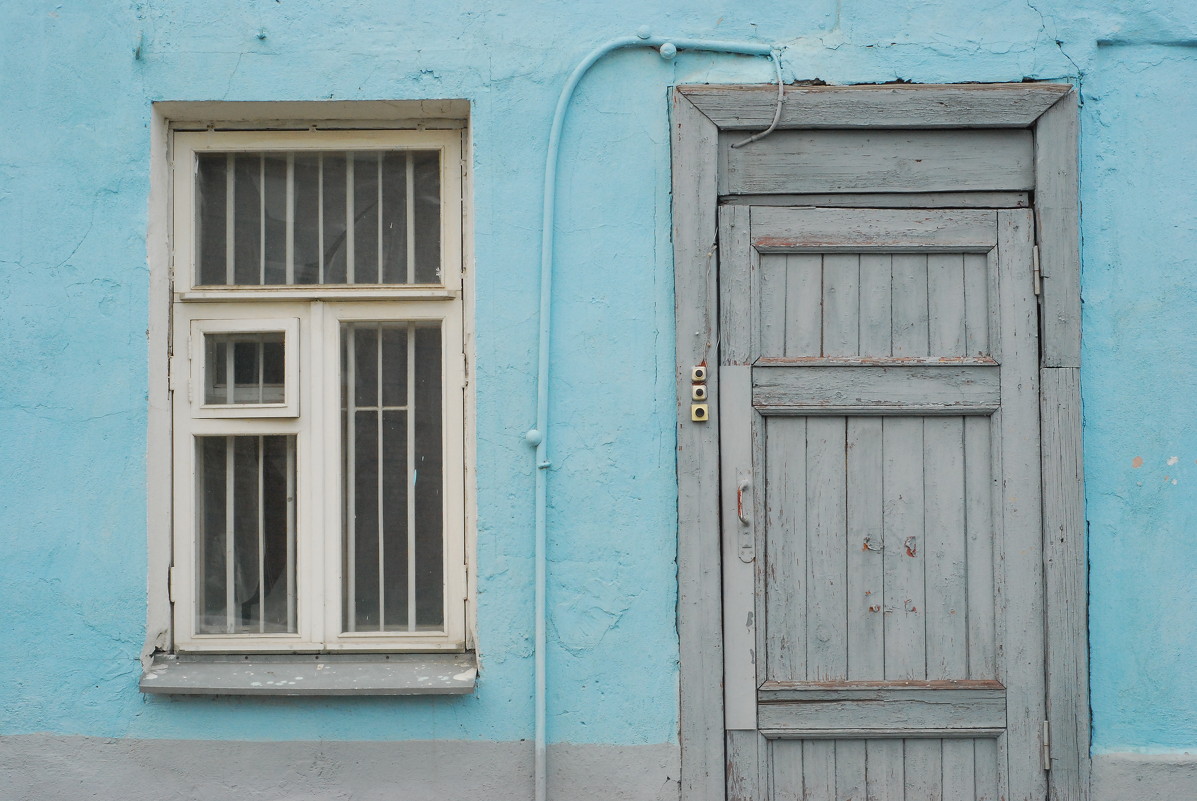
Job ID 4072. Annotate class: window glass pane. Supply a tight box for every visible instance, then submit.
[196,155,227,285]
[293,154,321,284]
[233,155,262,285]
[412,151,442,284]
[413,325,444,628]
[322,153,348,284]
[203,332,286,405]
[196,435,297,635]
[341,321,442,633]
[262,155,289,285]
[195,150,442,286]
[353,152,381,284]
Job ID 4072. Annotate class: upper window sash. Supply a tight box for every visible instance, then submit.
[173,130,463,295]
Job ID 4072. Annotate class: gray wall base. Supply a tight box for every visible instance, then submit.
[0,735,680,801]
[1092,752,1197,801]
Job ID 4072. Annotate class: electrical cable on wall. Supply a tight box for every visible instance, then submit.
[526,29,785,801]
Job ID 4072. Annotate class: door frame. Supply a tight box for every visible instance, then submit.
[671,83,1086,801]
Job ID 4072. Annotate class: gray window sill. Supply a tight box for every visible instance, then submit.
[140,652,477,696]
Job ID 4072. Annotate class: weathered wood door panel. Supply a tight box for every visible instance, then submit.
[720,206,1044,800]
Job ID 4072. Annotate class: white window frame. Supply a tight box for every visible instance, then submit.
[166,127,468,654]
[189,316,300,418]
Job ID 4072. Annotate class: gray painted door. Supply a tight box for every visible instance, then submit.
[718,206,1045,800]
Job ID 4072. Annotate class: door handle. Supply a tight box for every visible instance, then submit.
[736,476,753,563]
[736,478,751,524]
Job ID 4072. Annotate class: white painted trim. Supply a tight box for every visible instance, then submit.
[155,99,470,129]
[459,121,477,653]
[172,129,463,294]
[149,111,473,661]
[144,107,174,668]
[319,301,467,651]
[187,316,301,418]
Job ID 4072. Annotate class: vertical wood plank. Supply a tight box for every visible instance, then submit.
[1035,102,1088,801]
[986,239,1007,801]
[890,254,929,356]
[760,255,788,356]
[858,254,893,356]
[727,731,762,801]
[771,740,805,801]
[973,739,1000,801]
[720,205,754,365]
[804,741,837,801]
[766,418,808,683]
[1035,92,1081,369]
[721,367,757,730]
[964,416,997,679]
[941,740,976,801]
[822,254,861,357]
[753,383,770,692]
[963,253,990,356]
[995,208,1047,801]
[882,417,926,680]
[671,91,724,801]
[927,253,966,355]
[836,740,867,801]
[923,417,968,680]
[785,254,823,357]
[807,416,849,681]
[847,418,885,680]
[866,740,905,801]
[903,740,943,801]
[1042,367,1089,801]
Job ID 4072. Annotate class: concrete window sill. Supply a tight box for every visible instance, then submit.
[140,652,477,696]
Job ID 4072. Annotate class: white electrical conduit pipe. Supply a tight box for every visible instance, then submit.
[524,30,783,801]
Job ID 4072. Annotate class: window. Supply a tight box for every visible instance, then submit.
[168,129,466,653]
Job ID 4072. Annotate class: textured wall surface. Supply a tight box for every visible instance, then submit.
[0,736,679,801]
[1082,43,1197,754]
[1,0,1196,795]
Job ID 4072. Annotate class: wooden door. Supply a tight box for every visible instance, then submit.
[719,207,1046,800]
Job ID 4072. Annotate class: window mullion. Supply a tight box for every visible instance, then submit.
[312,299,332,648]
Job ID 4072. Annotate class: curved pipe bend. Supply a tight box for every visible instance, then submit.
[527,32,780,801]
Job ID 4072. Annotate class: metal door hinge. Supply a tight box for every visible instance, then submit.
[1042,720,1051,771]
[168,566,177,604]
[1032,245,1042,296]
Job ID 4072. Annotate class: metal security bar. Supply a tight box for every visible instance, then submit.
[341,322,444,633]
[196,151,442,286]
[197,435,297,635]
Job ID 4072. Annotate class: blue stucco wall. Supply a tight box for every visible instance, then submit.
[1,0,1195,761]
[1082,43,1197,755]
